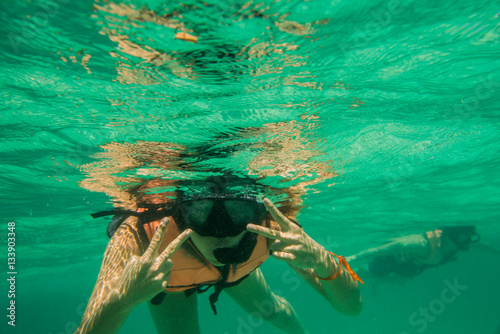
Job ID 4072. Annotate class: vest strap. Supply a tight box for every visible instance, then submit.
[208,265,230,315]
[150,292,166,305]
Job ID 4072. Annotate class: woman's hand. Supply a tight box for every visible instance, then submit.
[246,198,334,278]
[107,218,192,310]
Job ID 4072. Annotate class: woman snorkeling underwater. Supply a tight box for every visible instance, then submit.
[75,176,363,334]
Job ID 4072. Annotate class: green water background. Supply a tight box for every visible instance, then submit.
[1,0,500,333]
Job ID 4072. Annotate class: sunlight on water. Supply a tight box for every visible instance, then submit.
[1,0,499,333]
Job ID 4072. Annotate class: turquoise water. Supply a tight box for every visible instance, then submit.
[1,0,500,333]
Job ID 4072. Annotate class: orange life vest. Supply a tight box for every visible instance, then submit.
[142,217,270,292]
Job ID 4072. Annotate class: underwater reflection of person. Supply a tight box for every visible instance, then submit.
[76,181,363,334]
[347,226,482,278]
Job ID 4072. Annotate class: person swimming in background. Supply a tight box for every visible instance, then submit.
[346,226,488,278]
[75,175,363,334]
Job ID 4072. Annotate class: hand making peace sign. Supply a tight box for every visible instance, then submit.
[109,218,193,309]
[246,198,335,278]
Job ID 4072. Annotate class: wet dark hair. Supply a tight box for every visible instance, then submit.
[440,225,480,251]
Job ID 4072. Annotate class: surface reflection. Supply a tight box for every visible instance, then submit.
[92,0,326,88]
[79,123,338,212]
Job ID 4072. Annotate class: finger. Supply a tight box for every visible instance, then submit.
[263,198,293,232]
[272,251,297,262]
[269,242,302,253]
[150,260,174,278]
[156,228,193,264]
[247,223,284,240]
[143,218,170,261]
[152,270,167,281]
[122,255,140,278]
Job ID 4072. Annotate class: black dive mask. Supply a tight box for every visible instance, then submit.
[175,194,266,237]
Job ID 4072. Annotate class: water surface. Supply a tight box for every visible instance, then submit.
[1,0,499,333]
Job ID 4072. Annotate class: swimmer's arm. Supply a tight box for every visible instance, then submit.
[345,242,402,262]
[75,217,148,334]
[75,294,133,334]
[470,241,500,254]
[247,199,362,316]
[289,254,362,316]
[76,218,191,334]
[346,234,427,262]
[225,269,307,334]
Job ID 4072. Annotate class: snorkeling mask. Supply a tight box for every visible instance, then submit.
[173,193,268,265]
[174,194,266,237]
[441,225,480,251]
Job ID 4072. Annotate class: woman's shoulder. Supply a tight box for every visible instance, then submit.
[105,216,150,257]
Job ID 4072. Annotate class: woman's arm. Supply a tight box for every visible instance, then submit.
[225,268,307,334]
[470,241,500,254]
[346,234,428,263]
[289,252,361,316]
[345,241,402,263]
[247,199,362,317]
[75,217,192,334]
[75,216,145,334]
